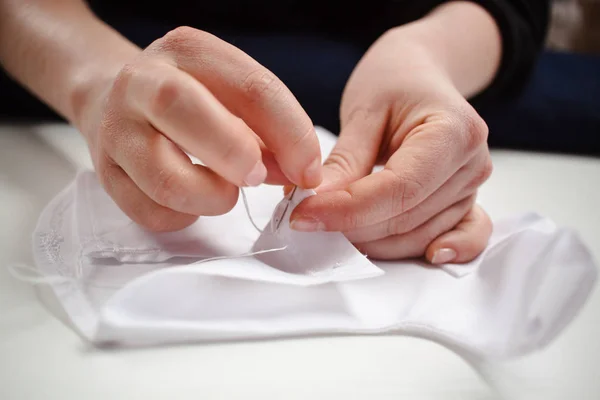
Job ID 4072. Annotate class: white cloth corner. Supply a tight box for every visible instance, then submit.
[25,129,598,360]
[252,187,383,281]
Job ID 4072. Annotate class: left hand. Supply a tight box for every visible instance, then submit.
[290,27,494,264]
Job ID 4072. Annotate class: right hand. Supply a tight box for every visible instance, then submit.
[79,27,323,232]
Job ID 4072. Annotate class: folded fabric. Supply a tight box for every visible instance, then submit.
[30,164,597,359]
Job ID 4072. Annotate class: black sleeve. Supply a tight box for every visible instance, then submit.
[467,0,550,105]
[87,0,550,106]
[380,0,549,104]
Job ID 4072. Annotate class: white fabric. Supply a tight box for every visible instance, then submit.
[27,132,597,360]
[251,187,383,280]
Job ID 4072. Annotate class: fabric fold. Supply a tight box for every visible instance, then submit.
[27,168,597,360]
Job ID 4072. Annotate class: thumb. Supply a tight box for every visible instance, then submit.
[319,109,387,192]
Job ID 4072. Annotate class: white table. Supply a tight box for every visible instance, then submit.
[1,123,599,400]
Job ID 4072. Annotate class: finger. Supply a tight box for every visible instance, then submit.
[122,61,266,188]
[343,149,491,243]
[291,108,488,231]
[426,204,492,265]
[354,195,475,260]
[344,190,472,244]
[98,159,198,232]
[383,107,488,208]
[261,145,291,186]
[318,108,386,192]
[149,27,322,188]
[105,121,240,216]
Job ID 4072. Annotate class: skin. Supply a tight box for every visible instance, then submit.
[0,0,322,232]
[290,2,501,264]
[0,0,500,264]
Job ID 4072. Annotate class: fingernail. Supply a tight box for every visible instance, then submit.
[431,248,457,264]
[290,217,325,232]
[244,161,267,187]
[303,157,323,188]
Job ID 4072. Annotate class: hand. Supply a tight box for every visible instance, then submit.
[79,27,322,232]
[290,27,493,264]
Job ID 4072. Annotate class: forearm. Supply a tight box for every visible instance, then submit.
[0,0,140,129]
[387,1,502,98]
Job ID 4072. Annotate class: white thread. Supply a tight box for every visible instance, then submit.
[189,245,287,265]
[240,187,263,233]
[7,245,288,289]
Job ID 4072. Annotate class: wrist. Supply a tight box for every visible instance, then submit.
[0,0,142,135]
[373,27,458,91]
[384,1,502,98]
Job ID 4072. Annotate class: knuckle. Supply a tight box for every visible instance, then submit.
[343,107,371,126]
[482,157,494,180]
[286,124,319,160]
[467,154,494,190]
[393,181,422,215]
[216,132,260,176]
[120,61,138,78]
[112,61,144,103]
[324,147,360,179]
[477,157,494,184]
[462,112,489,152]
[114,62,137,90]
[474,204,493,232]
[341,210,361,231]
[333,190,365,230]
[150,77,181,117]
[117,60,182,118]
[241,68,284,104]
[439,107,488,153]
[293,124,316,148]
[385,169,424,215]
[106,63,138,112]
[386,212,415,237]
[465,194,478,209]
[419,218,454,250]
[150,26,216,64]
[339,188,374,230]
[386,216,402,237]
[455,195,477,217]
[159,26,197,51]
[151,167,186,209]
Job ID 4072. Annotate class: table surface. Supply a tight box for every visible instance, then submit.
[1,123,599,400]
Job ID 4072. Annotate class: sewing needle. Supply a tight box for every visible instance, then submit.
[275,185,298,231]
